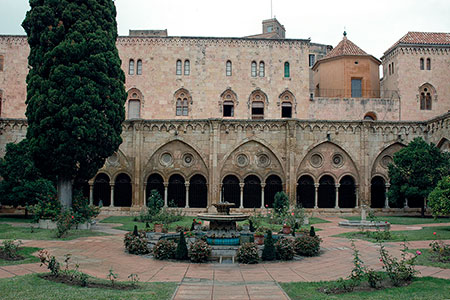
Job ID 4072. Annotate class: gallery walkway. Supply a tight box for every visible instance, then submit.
[1,217,450,299]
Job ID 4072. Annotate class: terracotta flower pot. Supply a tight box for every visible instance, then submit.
[154,223,163,233]
[254,235,264,245]
[282,225,291,234]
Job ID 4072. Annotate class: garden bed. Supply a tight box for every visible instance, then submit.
[39,273,139,291]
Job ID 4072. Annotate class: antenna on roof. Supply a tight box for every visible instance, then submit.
[343,26,347,37]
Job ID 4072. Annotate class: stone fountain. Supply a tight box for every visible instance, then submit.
[338,205,390,229]
[197,202,249,231]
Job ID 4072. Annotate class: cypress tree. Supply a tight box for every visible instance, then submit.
[22,0,127,209]
[175,231,189,260]
[262,230,276,261]
[309,226,316,237]
[132,225,138,236]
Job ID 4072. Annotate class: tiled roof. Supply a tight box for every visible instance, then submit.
[323,36,367,59]
[384,32,450,55]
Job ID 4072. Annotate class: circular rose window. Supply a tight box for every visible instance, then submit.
[236,154,249,167]
[310,153,323,168]
[332,153,344,167]
[107,153,119,165]
[160,152,173,166]
[182,153,194,167]
[381,155,393,168]
[257,154,270,167]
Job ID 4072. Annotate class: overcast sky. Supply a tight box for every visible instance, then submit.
[1,0,449,59]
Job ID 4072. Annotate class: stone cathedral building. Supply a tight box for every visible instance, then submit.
[0,19,449,214]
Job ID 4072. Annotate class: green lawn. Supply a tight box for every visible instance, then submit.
[0,215,34,223]
[0,273,176,300]
[334,226,450,242]
[0,224,110,241]
[100,215,329,232]
[343,216,450,225]
[281,277,450,300]
[408,248,450,269]
[0,247,41,266]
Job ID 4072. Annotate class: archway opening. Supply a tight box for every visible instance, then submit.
[339,175,356,208]
[114,173,132,207]
[318,175,335,208]
[370,176,386,208]
[264,175,283,208]
[93,173,110,206]
[146,174,164,204]
[297,175,315,208]
[168,174,186,207]
[189,174,207,208]
[222,175,240,208]
[244,175,261,208]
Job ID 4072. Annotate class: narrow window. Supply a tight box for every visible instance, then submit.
[0,90,2,116]
[0,55,4,71]
[184,60,190,75]
[420,58,424,70]
[226,60,232,76]
[426,58,431,70]
[284,62,290,78]
[251,61,257,77]
[182,99,188,115]
[176,60,182,75]
[281,102,292,118]
[128,59,135,75]
[251,101,264,119]
[128,100,141,119]
[426,93,432,110]
[136,60,142,75]
[420,86,433,110]
[388,64,391,75]
[259,61,265,77]
[223,101,234,117]
[176,99,182,115]
[309,54,315,67]
[392,62,394,74]
[351,79,362,98]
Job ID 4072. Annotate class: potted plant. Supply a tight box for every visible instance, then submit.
[154,223,164,233]
[254,230,264,245]
[282,223,291,234]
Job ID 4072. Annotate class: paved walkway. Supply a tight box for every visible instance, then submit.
[1,217,450,299]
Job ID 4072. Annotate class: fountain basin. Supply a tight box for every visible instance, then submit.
[338,220,391,229]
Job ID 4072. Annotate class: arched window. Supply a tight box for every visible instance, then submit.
[221,89,237,117]
[175,89,190,116]
[176,60,182,75]
[226,60,232,76]
[426,58,431,70]
[250,90,267,119]
[259,61,265,77]
[279,90,294,118]
[127,89,142,119]
[388,64,391,75]
[391,62,394,74]
[136,59,142,75]
[363,112,377,121]
[251,61,257,77]
[284,62,290,78]
[184,60,190,75]
[419,84,434,110]
[0,55,4,71]
[128,59,135,75]
[420,58,424,70]
[114,173,132,207]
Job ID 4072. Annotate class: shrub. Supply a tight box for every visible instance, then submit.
[275,238,295,260]
[189,240,211,263]
[366,269,383,289]
[428,176,450,217]
[153,240,176,260]
[273,191,289,216]
[55,210,75,238]
[175,231,189,260]
[309,226,316,237]
[147,190,164,215]
[294,235,321,257]
[30,193,61,222]
[429,236,450,263]
[262,230,276,261]
[1,239,22,259]
[124,230,149,255]
[38,249,60,277]
[379,242,419,286]
[237,242,259,264]
[71,192,100,225]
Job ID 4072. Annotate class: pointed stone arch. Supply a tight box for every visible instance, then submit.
[370,142,406,180]
[437,137,450,152]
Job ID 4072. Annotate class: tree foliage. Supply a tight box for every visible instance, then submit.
[22,0,126,207]
[428,176,450,217]
[273,191,289,215]
[387,138,450,207]
[261,230,277,261]
[0,140,56,207]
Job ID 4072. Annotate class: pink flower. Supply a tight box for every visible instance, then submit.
[380,259,383,262]
[433,232,436,235]
[71,216,74,219]
[416,251,422,255]
[291,212,295,216]
[385,221,388,224]
[199,221,202,224]
[265,204,268,208]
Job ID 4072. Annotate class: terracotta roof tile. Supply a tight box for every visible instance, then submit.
[323,36,367,59]
[384,32,450,55]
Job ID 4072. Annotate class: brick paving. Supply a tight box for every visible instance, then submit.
[1,217,449,299]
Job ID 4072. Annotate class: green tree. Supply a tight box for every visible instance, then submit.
[175,231,189,260]
[0,140,56,208]
[22,0,127,209]
[428,176,450,217]
[388,138,450,210]
[273,191,289,216]
[261,230,277,261]
[147,190,164,216]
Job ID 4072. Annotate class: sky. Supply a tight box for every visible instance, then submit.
[1,0,449,59]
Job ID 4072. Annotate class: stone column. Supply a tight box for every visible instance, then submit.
[143,183,147,208]
[260,183,266,208]
[89,182,94,206]
[163,182,169,207]
[404,197,409,208]
[239,182,245,209]
[185,182,190,208]
[109,184,115,207]
[314,183,319,209]
[355,185,359,208]
[385,183,390,208]
[335,183,340,209]
[219,184,223,202]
